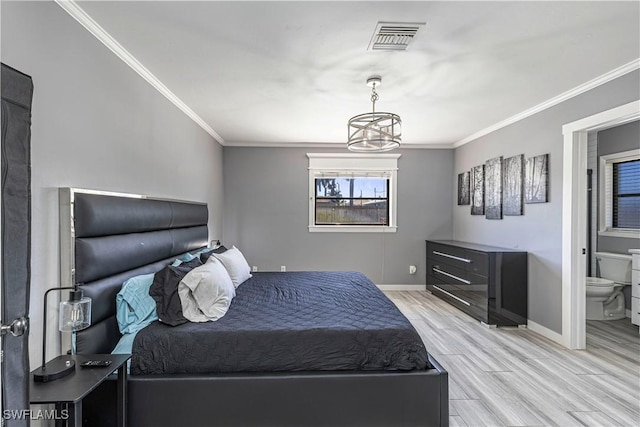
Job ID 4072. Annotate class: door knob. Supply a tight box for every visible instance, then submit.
[1,316,28,337]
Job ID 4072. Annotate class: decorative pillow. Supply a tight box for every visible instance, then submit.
[116,273,158,334]
[178,257,236,322]
[199,245,228,263]
[149,257,202,326]
[213,246,252,288]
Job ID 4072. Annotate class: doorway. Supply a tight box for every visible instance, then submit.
[561,100,640,349]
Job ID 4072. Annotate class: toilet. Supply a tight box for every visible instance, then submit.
[586,251,632,321]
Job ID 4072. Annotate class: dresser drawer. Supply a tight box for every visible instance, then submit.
[428,242,472,270]
[632,254,640,271]
[632,270,640,298]
[428,258,470,285]
[428,241,467,259]
[632,297,640,327]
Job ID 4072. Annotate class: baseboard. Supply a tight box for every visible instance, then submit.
[626,308,631,318]
[527,320,565,346]
[376,284,427,291]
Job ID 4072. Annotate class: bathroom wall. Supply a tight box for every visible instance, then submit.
[596,120,640,310]
[597,121,639,254]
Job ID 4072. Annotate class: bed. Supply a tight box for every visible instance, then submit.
[61,188,449,427]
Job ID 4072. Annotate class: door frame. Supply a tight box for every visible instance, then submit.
[561,100,640,349]
[0,146,3,422]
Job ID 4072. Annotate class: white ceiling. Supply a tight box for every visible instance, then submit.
[74,1,640,147]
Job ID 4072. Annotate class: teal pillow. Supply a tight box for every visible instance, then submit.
[116,273,158,334]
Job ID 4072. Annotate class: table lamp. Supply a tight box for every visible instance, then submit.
[33,286,91,382]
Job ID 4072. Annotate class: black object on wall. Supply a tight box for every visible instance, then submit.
[1,63,33,427]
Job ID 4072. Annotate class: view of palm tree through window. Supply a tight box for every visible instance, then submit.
[315,177,389,225]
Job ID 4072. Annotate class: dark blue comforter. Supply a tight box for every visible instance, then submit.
[131,271,429,375]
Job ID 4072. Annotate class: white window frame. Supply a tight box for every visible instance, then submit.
[598,148,640,238]
[307,153,400,233]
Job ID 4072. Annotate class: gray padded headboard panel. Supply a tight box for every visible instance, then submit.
[75,226,208,284]
[74,193,208,237]
[60,189,209,354]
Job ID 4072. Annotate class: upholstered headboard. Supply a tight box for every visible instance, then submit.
[59,188,209,354]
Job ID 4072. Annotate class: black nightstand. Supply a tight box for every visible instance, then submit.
[30,354,130,427]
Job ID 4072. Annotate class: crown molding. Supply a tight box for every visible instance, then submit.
[453,58,640,148]
[223,141,346,149]
[54,0,224,145]
[223,141,452,149]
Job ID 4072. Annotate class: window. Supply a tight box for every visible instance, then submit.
[315,176,389,225]
[307,153,399,232]
[599,149,640,238]
[613,159,640,228]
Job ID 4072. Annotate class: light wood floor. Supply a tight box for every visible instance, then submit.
[384,291,640,427]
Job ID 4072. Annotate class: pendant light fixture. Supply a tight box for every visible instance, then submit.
[347,75,401,152]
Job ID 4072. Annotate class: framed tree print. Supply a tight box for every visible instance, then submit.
[457,171,470,205]
[525,154,549,203]
[503,154,524,215]
[484,156,503,220]
[471,164,484,215]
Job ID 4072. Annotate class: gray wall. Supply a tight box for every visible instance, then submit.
[453,70,640,334]
[1,1,224,371]
[223,147,453,285]
[597,120,640,254]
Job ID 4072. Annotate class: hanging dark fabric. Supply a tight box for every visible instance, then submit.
[1,62,33,427]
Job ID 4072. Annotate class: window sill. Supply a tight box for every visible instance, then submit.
[598,229,640,239]
[309,225,397,233]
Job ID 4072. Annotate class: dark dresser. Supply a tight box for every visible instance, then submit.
[426,240,528,326]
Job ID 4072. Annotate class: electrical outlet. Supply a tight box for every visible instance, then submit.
[409,265,417,275]
[281,266,286,272]
[252,266,258,272]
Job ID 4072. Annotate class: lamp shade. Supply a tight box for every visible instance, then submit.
[59,295,91,332]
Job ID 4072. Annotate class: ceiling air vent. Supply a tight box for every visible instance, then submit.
[368,21,426,51]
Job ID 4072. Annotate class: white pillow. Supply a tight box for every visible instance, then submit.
[178,257,235,322]
[213,246,252,288]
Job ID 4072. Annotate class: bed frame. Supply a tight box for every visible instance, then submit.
[61,188,449,427]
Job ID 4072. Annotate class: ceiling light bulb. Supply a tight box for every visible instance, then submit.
[365,126,376,140]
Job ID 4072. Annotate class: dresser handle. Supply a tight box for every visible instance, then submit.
[432,251,471,263]
[432,286,471,306]
[432,268,471,284]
